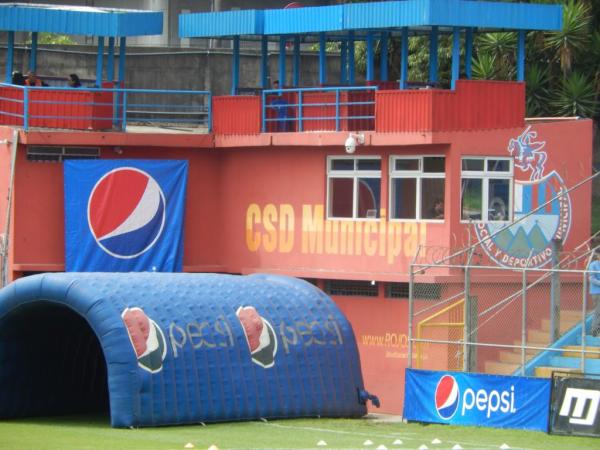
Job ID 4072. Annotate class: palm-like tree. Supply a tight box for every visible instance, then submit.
[544,0,592,77]
[526,64,551,117]
[551,71,598,117]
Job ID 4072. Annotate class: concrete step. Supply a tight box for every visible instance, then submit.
[549,356,600,373]
[576,334,600,346]
[562,346,600,359]
[540,317,581,333]
[499,351,525,364]
[527,329,550,344]
[534,366,583,378]
[485,361,520,375]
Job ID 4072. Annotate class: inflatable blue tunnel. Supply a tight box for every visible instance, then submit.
[0,273,371,427]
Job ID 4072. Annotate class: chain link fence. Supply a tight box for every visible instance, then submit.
[408,243,600,377]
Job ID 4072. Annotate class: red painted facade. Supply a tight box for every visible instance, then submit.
[0,87,593,414]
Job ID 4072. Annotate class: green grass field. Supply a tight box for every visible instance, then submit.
[0,415,598,450]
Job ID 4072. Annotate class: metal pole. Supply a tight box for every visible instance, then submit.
[521,250,533,375]
[380,32,388,82]
[279,35,287,87]
[407,245,422,369]
[319,33,327,85]
[29,32,38,73]
[340,40,348,85]
[429,26,438,84]
[232,36,240,95]
[96,36,105,87]
[517,30,525,82]
[400,27,408,90]
[118,37,127,86]
[463,247,475,372]
[451,27,460,90]
[260,35,268,89]
[550,238,563,343]
[293,36,301,87]
[5,31,14,83]
[366,31,374,82]
[465,28,473,80]
[582,265,588,372]
[107,37,115,82]
[348,31,355,85]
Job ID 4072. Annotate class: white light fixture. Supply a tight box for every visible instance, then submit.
[344,132,365,154]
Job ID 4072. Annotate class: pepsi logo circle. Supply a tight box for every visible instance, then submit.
[122,307,167,373]
[87,168,166,259]
[435,375,460,420]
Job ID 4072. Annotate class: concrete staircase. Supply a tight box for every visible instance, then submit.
[484,310,583,376]
[533,335,600,377]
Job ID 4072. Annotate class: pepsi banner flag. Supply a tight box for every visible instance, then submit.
[404,369,551,431]
[64,160,188,272]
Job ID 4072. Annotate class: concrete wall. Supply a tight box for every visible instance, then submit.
[2,46,349,96]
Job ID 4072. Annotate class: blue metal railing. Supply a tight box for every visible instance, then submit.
[0,83,212,132]
[261,86,377,133]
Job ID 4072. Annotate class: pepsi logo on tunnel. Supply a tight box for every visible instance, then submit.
[122,307,167,373]
[237,306,278,368]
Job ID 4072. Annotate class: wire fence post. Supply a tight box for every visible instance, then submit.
[550,238,563,343]
[520,250,533,375]
[407,245,421,370]
[463,247,475,372]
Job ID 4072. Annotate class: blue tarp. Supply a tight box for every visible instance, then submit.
[0,273,369,427]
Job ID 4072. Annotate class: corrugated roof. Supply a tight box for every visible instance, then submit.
[179,9,263,38]
[178,0,562,39]
[0,3,163,37]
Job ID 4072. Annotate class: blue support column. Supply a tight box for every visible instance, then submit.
[380,32,388,82]
[451,27,460,90]
[29,32,38,72]
[340,40,348,84]
[5,31,14,82]
[232,36,240,95]
[96,36,104,87]
[517,29,526,82]
[279,35,286,87]
[366,31,374,81]
[293,36,300,87]
[107,37,115,82]
[260,35,268,88]
[400,27,408,89]
[465,27,473,80]
[348,31,355,85]
[429,26,438,84]
[118,37,126,87]
[319,32,327,85]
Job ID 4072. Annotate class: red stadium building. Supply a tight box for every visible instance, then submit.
[0,1,593,414]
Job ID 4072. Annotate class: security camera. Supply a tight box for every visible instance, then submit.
[344,132,365,154]
[345,136,357,154]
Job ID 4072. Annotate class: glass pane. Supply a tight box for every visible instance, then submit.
[462,158,484,171]
[357,159,381,171]
[423,156,445,173]
[421,178,445,220]
[394,159,419,171]
[487,159,510,172]
[357,177,381,218]
[461,178,482,220]
[331,159,354,171]
[329,178,354,218]
[488,178,510,221]
[391,178,416,219]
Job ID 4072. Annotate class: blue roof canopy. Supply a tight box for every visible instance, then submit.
[0,3,163,37]
[179,0,562,39]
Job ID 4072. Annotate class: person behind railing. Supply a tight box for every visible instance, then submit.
[270,80,290,132]
[11,71,25,86]
[25,71,47,87]
[68,73,82,88]
[589,249,600,337]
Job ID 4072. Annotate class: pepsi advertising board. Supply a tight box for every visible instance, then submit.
[64,160,188,272]
[404,369,551,431]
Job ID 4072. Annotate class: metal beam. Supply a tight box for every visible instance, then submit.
[279,35,286,87]
[319,32,327,85]
[118,37,126,87]
[232,35,240,95]
[451,27,460,90]
[260,35,268,88]
[29,32,38,72]
[465,27,474,79]
[293,36,301,87]
[96,36,104,87]
[380,32,389,82]
[429,26,438,83]
[5,31,14,83]
[517,29,525,82]
[400,27,408,89]
[348,31,355,85]
[107,37,115,82]
[366,31,374,81]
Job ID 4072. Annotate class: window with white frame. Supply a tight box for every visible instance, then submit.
[327,156,381,219]
[389,156,445,220]
[461,157,513,222]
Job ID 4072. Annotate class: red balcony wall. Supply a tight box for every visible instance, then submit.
[212,95,261,134]
[375,80,525,133]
